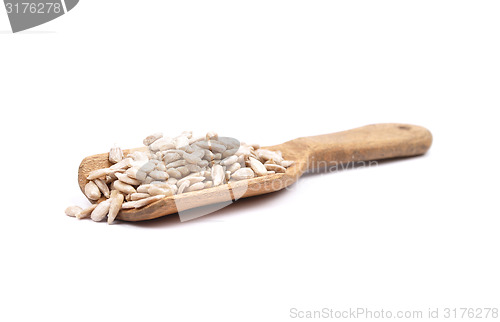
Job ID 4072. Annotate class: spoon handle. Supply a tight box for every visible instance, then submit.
[298,123,432,170]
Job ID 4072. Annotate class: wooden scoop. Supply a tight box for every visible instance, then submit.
[78,123,432,221]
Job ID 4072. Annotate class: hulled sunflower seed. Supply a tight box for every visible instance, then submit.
[143,132,163,146]
[167,177,178,185]
[249,157,267,176]
[227,162,241,174]
[150,137,175,151]
[116,172,141,186]
[177,180,190,194]
[65,206,83,217]
[91,199,111,222]
[175,136,190,150]
[210,142,226,154]
[85,181,101,200]
[149,170,169,181]
[122,195,165,209]
[166,159,187,169]
[148,185,173,197]
[232,168,255,180]
[221,155,238,166]
[107,190,124,224]
[87,168,113,180]
[156,162,167,172]
[166,168,182,179]
[110,158,132,171]
[211,164,225,186]
[109,146,123,164]
[264,163,286,173]
[256,149,283,163]
[112,180,136,195]
[140,161,156,173]
[130,192,151,201]
[137,184,151,193]
[94,178,110,198]
[177,166,190,176]
[198,160,209,168]
[164,152,181,164]
[206,131,218,141]
[76,203,99,220]
[186,182,205,192]
[177,176,205,187]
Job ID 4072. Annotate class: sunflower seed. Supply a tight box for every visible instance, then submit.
[150,137,175,151]
[210,142,226,154]
[232,168,255,180]
[164,152,181,164]
[175,136,190,150]
[264,163,286,173]
[91,199,111,222]
[211,164,225,186]
[129,151,149,162]
[149,170,168,181]
[148,185,173,196]
[107,190,124,224]
[185,164,201,173]
[166,168,182,179]
[84,181,101,200]
[255,149,283,163]
[183,152,202,164]
[177,176,205,187]
[125,167,139,179]
[177,180,190,194]
[166,159,187,169]
[110,158,132,171]
[76,203,98,220]
[206,131,218,141]
[116,172,141,186]
[227,162,241,174]
[186,182,205,192]
[143,132,163,146]
[109,146,123,164]
[156,162,167,172]
[139,161,156,173]
[198,160,209,168]
[137,184,151,193]
[122,195,165,209]
[189,136,205,144]
[177,166,190,176]
[65,206,83,217]
[112,180,136,195]
[167,177,178,185]
[249,157,267,176]
[221,155,238,166]
[130,192,151,201]
[87,168,112,180]
[93,178,110,198]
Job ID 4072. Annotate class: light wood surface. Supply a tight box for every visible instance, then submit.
[77,123,432,221]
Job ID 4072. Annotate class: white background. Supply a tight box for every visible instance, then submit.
[1,1,499,321]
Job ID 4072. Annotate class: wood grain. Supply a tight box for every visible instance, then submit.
[77,123,432,221]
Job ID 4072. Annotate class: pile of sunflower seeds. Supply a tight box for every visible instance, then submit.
[65,131,294,223]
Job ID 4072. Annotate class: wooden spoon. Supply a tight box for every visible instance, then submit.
[78,123,432,221]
